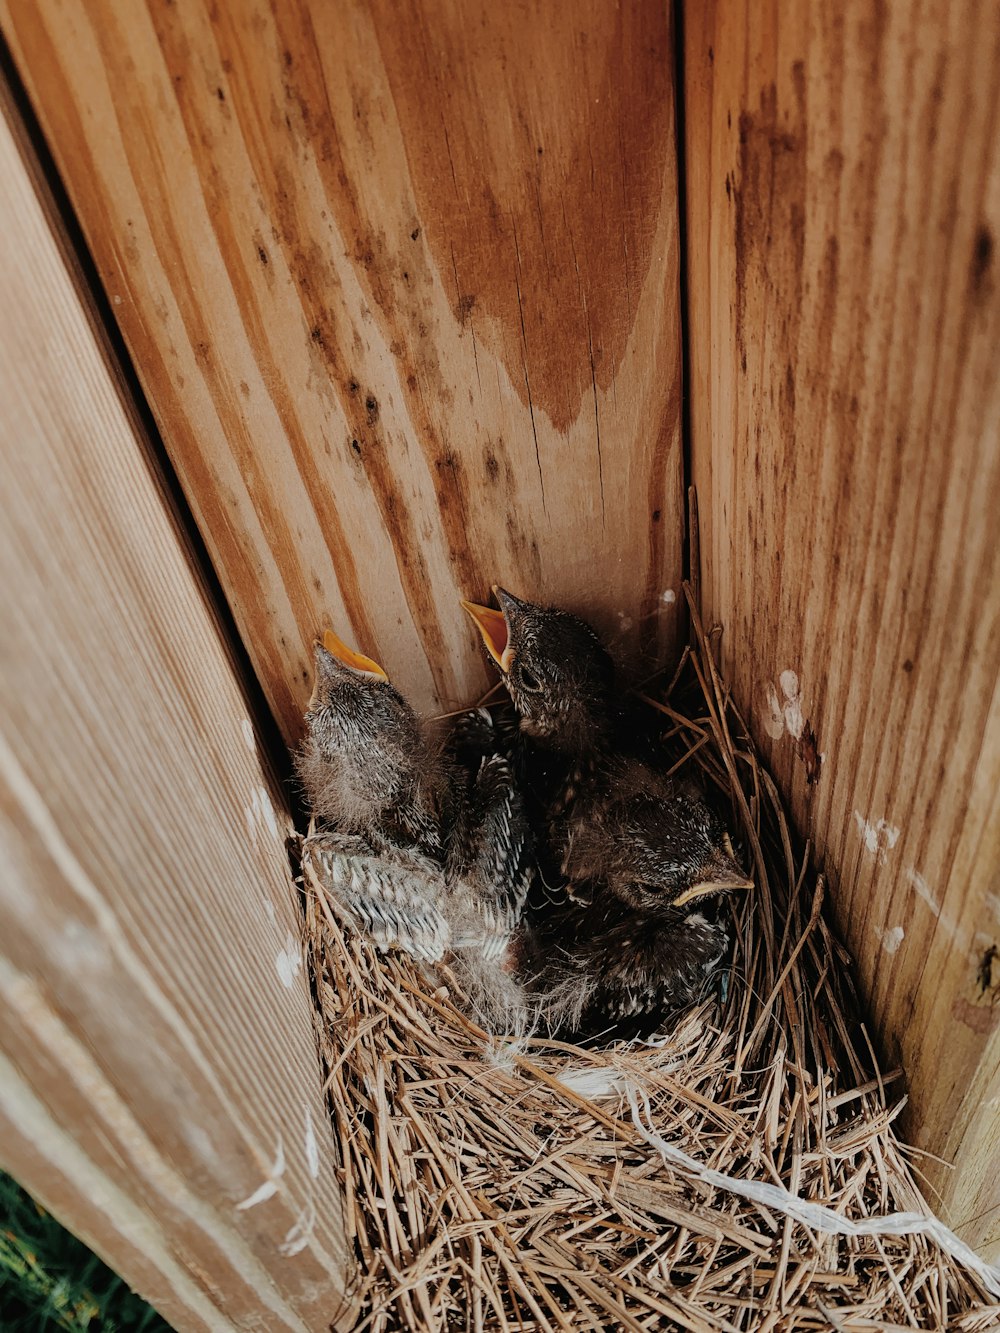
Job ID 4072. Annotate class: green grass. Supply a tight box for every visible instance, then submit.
[0,1172,170,1332]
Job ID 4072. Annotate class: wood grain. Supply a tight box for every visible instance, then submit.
[684,0,1000,1259]
[0,87,353,1329]
[1,0,685,737]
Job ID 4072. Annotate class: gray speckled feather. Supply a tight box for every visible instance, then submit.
[447,752,532,958]
[538,891,730,1034]
[304,831,452,962]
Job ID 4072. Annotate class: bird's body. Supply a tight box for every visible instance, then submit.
[295,631,449,861]
[462,589,752,1037]
[534,760,741,1035]
[297,631,532,1028]
[538,894,729,1037]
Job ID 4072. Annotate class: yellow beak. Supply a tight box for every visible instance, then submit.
[461,599,514,671]
[320,627,388,681]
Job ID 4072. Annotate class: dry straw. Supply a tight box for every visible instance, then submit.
[302,590,999,1331]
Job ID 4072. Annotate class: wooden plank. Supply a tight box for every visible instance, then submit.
[683,1,1000,1259]
[1,0,685,738]
[0,86,353,1329]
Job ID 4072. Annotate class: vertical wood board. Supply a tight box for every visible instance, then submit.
[684,0,1000,1258]
[0,87,353,1330]
[2,0,685,737]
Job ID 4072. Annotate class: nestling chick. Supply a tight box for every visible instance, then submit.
[563,764,751,917]
[296,629,446,858]
[461,588,611,878]
[462,588,616,754]
[542,764,752,1034]
[462,589,752,1035]
[297,630,452,957]
[297,630,533,1028]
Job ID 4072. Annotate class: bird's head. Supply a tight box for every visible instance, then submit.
[298,629,424,824]
[571,785,753,915]
[462,587,615,753]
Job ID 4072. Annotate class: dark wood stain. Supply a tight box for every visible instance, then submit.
[733,81,806,373]
[977,944,998,1001]
[970,224,994,297]
[186,0,462,698]
[370,0,673,435]
[481,432,541,582]
[687,0,1000,1234]
[796,721,822,786]
[264,0,486,683]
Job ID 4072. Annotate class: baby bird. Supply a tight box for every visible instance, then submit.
[541,765,752,1034]
[461,589,617,754]
[459,591,609,886]
[297,629,452,959]
[298,630,532,1021]
[462,589,752,1035]
[297,629,446,856]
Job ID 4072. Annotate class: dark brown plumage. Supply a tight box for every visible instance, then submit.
[538,763,752,1035]
[462,589,752,1037]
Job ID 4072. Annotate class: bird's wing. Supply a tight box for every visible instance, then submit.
[387,797,445,860]
[304,832,451,962]
[443,706,500,766]
[447,753,533,958]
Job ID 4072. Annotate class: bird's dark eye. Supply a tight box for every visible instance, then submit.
[519,666,543,692]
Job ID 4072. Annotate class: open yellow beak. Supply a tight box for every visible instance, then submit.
[321,627,389,681]
[461,599,514,672]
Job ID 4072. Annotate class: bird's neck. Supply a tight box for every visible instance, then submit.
[544,703,616,761]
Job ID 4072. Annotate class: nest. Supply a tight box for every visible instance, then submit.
[301,595,999,1331]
